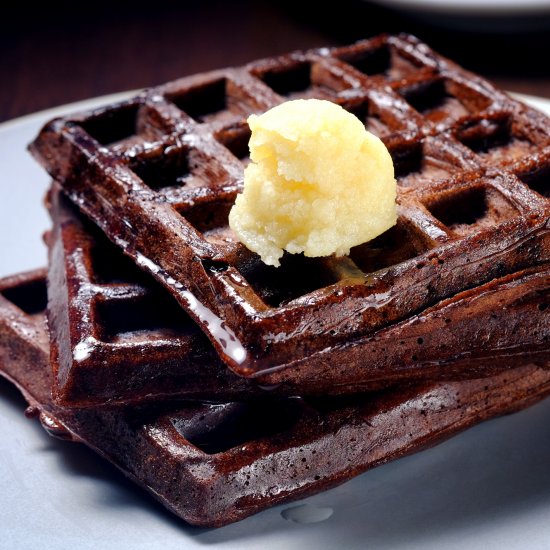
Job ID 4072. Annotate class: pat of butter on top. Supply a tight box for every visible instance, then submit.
[228,99,397,267]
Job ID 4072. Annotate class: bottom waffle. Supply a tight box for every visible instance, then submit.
[1,269,550,527]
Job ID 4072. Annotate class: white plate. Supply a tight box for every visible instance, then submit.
[369,0,550,15]
[1,94,550,550]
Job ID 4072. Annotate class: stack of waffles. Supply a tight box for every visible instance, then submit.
[0,34,548,526]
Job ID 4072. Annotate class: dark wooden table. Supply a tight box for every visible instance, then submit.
[1,0,550,123]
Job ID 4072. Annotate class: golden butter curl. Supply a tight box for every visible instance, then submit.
[229,99,397,267]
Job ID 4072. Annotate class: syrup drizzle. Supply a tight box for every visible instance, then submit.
[135,252,248,368]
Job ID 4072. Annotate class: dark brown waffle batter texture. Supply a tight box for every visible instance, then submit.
[47,188,263,406]
[30,34,550,388]
[2,269,550,527]
[47,186,550,406]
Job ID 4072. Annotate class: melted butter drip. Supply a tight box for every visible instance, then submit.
[39,412,74,440]
[281,504,334,524]
[134,253,248,367]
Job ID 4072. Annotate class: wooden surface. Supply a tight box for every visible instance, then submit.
[1,0,550,123]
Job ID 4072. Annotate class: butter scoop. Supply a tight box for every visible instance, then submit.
[229,99,397,267]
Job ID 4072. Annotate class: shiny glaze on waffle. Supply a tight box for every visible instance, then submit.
[47,188,264,406]
[47,187,550,402]
[30,34,550,383]
[2,269,550,526]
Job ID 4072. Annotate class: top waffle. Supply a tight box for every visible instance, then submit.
[30,34,550,383]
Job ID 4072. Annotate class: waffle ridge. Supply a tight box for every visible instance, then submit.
[2,270,550,526]
[30,34,550,381]
[47,188,268,406]
[47,187,550,405]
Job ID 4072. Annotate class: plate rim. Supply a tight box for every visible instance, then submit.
[0,90,137,135]
[368,0,550,15]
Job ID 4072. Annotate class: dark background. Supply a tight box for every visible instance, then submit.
[1,0,550,122]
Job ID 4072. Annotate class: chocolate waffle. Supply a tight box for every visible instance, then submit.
[47,187,263,406]
[2,269,550,526]
[30,34,550,387]
[48,185,550,404]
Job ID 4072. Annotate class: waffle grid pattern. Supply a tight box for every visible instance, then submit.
[2,270,550,526]
[47,191,265,406]
[49,186,550,403]
[31,34,550,377]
